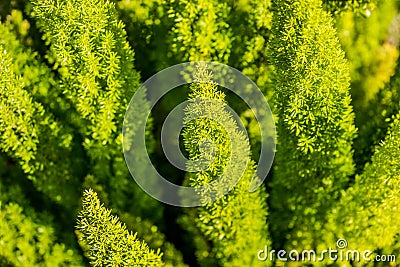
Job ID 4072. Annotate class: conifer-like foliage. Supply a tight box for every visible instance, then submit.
[0,167,83,266]
[269,0,357,249]
[0,201,83,266]
[182,64,271,267]
[32,0,140,151]
[32,0,162,222]
[0,41,80,208]
[168,0,232,62]
[1,0,400,266]
[119,213,187,267]
[323,114,400,254]
[76,189,163,267]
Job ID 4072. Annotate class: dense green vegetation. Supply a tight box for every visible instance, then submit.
[1,0,399,266]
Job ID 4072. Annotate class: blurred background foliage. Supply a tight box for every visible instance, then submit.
[0,0,400,266]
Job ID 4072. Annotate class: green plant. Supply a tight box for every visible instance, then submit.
[268,0,357,250]
[0,40,80,209]
[1,0,400,266]
[322,0,377,15]
[0,157,83,267]
[119,213,187,267]
[0,201,84,266]
[76,189,163,267]
[181,63,271,267]
[335,0,399,114]
[355,62,400,174]
[168,0,232,62]
[31,0,162,222]
[322,113,400,259]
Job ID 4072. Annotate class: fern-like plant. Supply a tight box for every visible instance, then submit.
[168,0,232,62]
[0,41,80,208]
[268,0,357,250]
[31,0,162,222]
[76,189,164,267]
[182,63,271,267]
[322,113,400,260]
